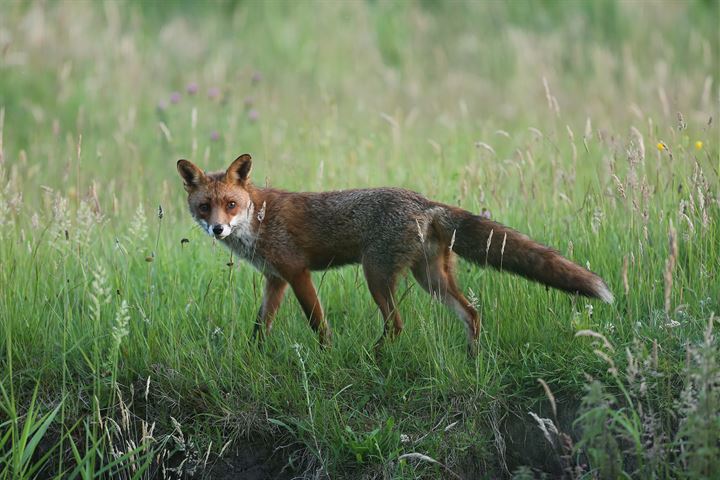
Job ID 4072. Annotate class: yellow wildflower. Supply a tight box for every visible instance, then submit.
[695,140,703,150]
[657,142,666,151]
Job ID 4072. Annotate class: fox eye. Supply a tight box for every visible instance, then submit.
[227,201,236,210]
[198,203,210,214]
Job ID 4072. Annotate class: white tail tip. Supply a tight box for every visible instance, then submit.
[594,278,614,304]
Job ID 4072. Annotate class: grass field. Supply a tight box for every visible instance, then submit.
[1,1,718,478]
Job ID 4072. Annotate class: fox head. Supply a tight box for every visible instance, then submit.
[177,154,254,239]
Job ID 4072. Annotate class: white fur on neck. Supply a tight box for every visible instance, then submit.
[226,202,276,275]
[230,202,256,247]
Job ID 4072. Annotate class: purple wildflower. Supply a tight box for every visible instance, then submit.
[186,82,198,95]
[210,131,220,141]
[248,109,259,122]
[208,87,220,100]
[170,92,181,104]
[251,71,262,85]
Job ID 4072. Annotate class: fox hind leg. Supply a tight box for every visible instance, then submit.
[444,257,481,355]
[363,261,402,347]
[412,251,480,356]
[288,269,331,346]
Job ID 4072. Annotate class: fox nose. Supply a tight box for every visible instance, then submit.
[212,225,224,236]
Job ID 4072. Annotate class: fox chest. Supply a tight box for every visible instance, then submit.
[224,228,276,276]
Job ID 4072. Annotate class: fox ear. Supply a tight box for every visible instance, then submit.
[177,159,206,192]
[225,154,252,184]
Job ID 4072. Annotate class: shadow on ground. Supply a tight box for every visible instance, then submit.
[203,440,299,480]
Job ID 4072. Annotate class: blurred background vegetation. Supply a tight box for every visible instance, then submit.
[1,0,717,199]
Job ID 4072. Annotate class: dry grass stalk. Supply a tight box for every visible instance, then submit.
[484,228,494,265]
[415,219,425,243]
[582,116,593,152]
[76,133,82,162]
[474,141,496,156]
[538,379,557,418]
[398,453,462,479]
[528,127,543,138]
[630,126,645,161]
[622,255,629,296]
[594,349,618,376]
[676,111,686,131]
[487,402,508,475]
[576,329,615,352]
[566,124,577,164]
[612,174,626,199]
[494,129,510,138]
[158,122,172,142]
[499,232,507,270]
[542,76,560,116]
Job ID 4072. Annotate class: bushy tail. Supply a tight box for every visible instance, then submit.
[438,207,614,303]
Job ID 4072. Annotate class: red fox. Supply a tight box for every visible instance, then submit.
[177,154,613,354]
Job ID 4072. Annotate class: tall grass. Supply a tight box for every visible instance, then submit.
[0,1,718,478]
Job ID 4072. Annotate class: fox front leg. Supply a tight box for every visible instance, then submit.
[251,275,288,342]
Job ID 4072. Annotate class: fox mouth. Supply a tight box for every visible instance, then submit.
[214,227,233,240]
[205,223,233,240]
